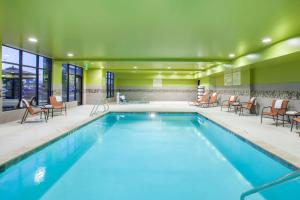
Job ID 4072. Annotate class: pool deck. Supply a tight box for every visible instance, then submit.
[0,101,300,170]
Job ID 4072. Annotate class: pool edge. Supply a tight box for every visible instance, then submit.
[0,111,299,173]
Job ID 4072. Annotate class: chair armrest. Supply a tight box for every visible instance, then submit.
[221,100,228,105]
[261,106,271,113]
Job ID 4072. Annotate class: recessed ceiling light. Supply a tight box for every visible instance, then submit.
[229,54,235,58]
[133,66,137,69]
[246,54,260,60]
[262,37,272,44]
[28,37,38,43]
[67,53,74,57]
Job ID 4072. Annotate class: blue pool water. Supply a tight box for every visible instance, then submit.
[0,113,300,200]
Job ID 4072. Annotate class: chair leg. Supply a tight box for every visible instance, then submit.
[291,120,294,132]
[276,115,278,127]
[65,106,67,115]
[21,111,29,124]
[21,110,28,124]
[283,115,285,127]
[44,112,48,123]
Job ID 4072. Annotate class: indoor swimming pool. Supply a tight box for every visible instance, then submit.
[0,112,299,200]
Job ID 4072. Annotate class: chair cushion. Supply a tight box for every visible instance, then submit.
[294,118,300,123]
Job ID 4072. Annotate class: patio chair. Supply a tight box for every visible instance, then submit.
[221,95,238,111]
[202,92,218,107]
[291,118,300,132]
[191,92,209,106]
[49,96,67,117]
[261,99,289,127]
[21,98,48,124]
[239,97,257,116]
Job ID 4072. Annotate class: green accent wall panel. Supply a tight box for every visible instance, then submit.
[251,60,300,85]
[86,69,104,86]
[163,79,197,87]
[52,61,62,85]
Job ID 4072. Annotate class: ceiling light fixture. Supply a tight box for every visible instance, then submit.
[262,37,272,44]
[246,54,260,60]
[28,37,38,43]
[67,53,74,57]
[133,66,137,69]
[229,53,235,58]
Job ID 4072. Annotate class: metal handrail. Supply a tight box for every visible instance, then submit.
[90,102,109,116]
[240,169,300,200]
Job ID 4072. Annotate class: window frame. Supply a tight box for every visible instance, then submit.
[106,71,114,98]
[62,64,83,104]
[1,44,52,111]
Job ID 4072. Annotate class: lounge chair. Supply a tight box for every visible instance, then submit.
[238,97,257,116]
[49,96,67,117]
[202,92,218,107]
[261,99,289,126]
[191,92,209,106]
[291,118,300,132]
[21,98,48,124]
[221,95,238,111]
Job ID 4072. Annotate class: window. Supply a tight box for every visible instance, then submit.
[1,45,52,111]
[106,71,114,98]
[62,64,83,105]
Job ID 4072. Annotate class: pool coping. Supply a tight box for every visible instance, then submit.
[0,110,299,173]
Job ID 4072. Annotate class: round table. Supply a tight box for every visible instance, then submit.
[285,111,300,128]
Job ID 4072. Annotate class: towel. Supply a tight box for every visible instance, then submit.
[250,97,256,105]
[55,96,63,102]
[274,100,283,109]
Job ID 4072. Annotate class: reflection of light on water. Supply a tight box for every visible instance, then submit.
[195,131,226,161]
[98,135,104,143]
[197,117,207,127]
[34,167,46,184]
[150,113,156,119]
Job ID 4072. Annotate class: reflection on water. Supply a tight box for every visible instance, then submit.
[34,167,46,184]
[0,114,118,200]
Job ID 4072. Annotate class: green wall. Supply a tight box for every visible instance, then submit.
[251,57,300,85]
[115,72,196,88]
[52,61,63,85]
[200,54,300,88]
[86,69,104,86]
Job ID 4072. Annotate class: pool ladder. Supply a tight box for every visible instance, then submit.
[90,102,109,116]
[240,169,300,200]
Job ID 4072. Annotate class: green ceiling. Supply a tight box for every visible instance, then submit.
[2,0,300,71]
